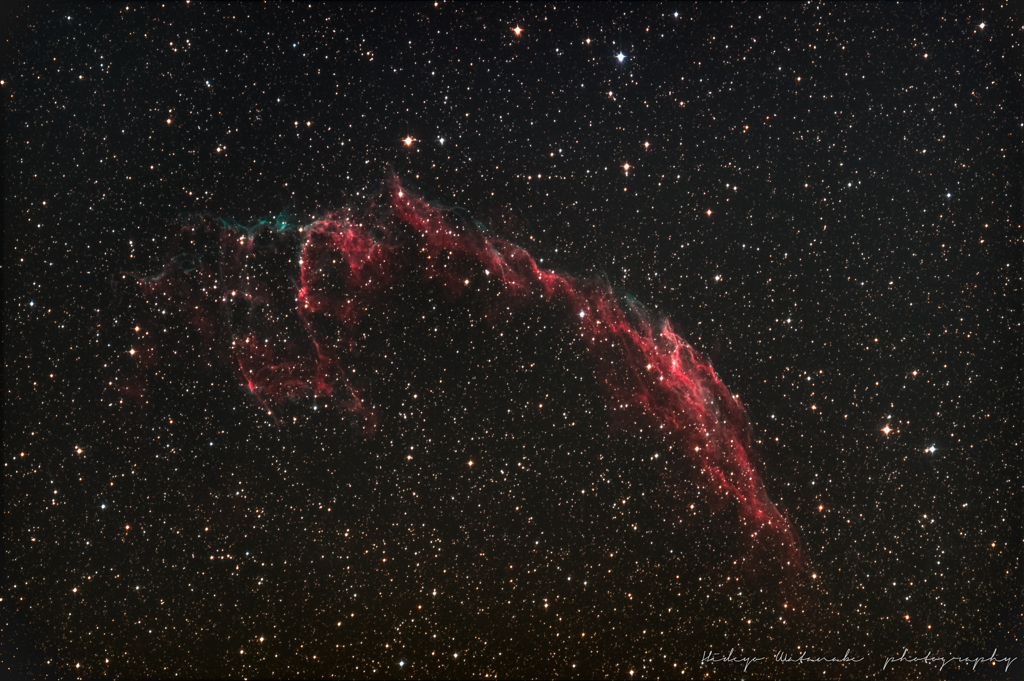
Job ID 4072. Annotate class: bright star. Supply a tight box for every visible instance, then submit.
[403,136,414,146]
[512,26,523,37]
[616,52,626,62]
[881,424,892,435]
[926,445,937,453]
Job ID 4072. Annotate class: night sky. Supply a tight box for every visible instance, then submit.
[4,3,1021,679]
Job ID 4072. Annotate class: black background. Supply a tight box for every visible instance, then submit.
[4,2,1020,679]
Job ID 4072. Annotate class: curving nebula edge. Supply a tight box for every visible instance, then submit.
[137,175,805,584]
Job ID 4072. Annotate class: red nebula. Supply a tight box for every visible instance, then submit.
[137,175,804,579]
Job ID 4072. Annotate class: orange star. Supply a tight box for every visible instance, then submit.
[881,424,892,435]
[402,136,414,146]
[512,25,523,37]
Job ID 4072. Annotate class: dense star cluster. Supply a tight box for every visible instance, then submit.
[4,3,1020,679]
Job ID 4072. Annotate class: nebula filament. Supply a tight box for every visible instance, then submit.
[137,176,803,581]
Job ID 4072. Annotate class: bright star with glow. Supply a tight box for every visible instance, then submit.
[616,52,626,62]
[881,424,892,435]
[403,136,414,146]
[926,445,937,453]
[512,25,523,37]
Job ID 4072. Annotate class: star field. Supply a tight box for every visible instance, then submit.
[4,3,1020,679]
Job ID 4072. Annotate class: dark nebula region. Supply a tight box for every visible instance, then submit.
[129,176,810,653]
